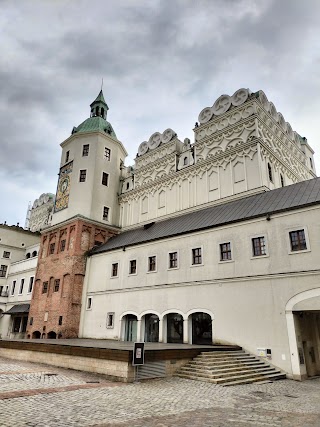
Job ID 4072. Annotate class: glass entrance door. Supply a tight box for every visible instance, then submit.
[144,314,159,342]
[192,312,212,345]
[125,315,137,341]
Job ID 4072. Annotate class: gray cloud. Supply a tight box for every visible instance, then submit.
[1,0,320,224]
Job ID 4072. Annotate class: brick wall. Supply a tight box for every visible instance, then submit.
[27,219,117,339]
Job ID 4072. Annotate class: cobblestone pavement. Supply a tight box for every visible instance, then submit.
[0,357,320,427]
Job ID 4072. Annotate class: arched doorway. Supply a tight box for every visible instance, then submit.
[47,331,57,339]
[144,313,159,342]
[166,313,183,343]
[191,312,212,345]
[32,331,41,339]
[123,314,138,341]
[286,289,320,379]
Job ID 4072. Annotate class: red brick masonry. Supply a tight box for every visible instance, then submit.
[28,218,117,339]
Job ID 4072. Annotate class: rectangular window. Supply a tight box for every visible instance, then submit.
[60,239,66,252]
[103,206,109,221]
[42,282,48,294]
[49,243,55,255]
[54,279,60,292]
[252,237,266,256]
[79,169,87,182]
[102,172,109,186]
[169,252,178,269]
[289,230,307,251]
[87,297,92,310]
[82,144,89,156]
[104,147,111,161]
[220,243,232,261]
[28,277,34,294]
[111,263,118,277]
[11,280,16,295]
[3,251,10,259]
[129,260,137,274]
[13,317,21,333]
[106,312,115,328]
[192,248,202,265]
[0,265,8,278]
[58,316,63,326]
[29,317,33,326]
[65,150,70,163]
[19,279,25,295]
[148,256,156,272]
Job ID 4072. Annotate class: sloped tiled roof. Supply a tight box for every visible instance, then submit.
[92,177,320,255]
[73,116,117,139]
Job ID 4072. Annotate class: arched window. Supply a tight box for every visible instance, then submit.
[26,253,31,259]
[183,157,188,166]
[268,163,273,183]
[32,251,37,257]
[96,106,99,116]
[101,107,104,118]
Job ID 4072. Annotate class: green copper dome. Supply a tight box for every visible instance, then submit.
[72,116,117,139]
[71,90,117,139]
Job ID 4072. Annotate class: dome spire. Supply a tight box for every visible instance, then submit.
[90,89,109,119]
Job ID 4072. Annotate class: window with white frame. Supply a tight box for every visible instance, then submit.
[252,237,267,256]
[11,280,16,295]
[0,265,7,278]
[28,277,34,294]
[19,279,25,295]
[289,230,307,252]
[111,263,118,277]
[82,144,89,156]
[148,256,156,272]
[168,252,178,269]
[103,206,109,221]
[220,243,232,261]
[192,248,202,265]
[104,147,111,161]
[3,251,10,259]
[106,312,115,328]
[129,260,137,275]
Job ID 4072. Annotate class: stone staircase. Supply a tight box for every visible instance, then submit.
[175,350,286,386]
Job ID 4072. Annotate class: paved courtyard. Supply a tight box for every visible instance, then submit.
[0,356,319,427]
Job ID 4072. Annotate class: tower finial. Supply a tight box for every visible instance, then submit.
[101,77,104,91]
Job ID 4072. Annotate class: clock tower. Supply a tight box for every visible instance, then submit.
[27,91,126,339]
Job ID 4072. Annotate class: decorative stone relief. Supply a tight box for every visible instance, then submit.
[198,88,251,124]
[196,104,255,142]
[137,128,177,157]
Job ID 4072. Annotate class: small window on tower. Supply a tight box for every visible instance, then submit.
[58,316,63,325]
[3,251,10,259]
[49,243,55,255]
[65,151,70,163]
[79,170,87,182]
[102,172,109,186]
[82,144,89,156]
[104,147,111,161]
[54,279,60,292]
[60,239,66,252]
[42,282,48,294]
[103,206,109,221]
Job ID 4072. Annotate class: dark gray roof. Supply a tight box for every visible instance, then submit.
[92,177,320,255]
[4,304,30,314]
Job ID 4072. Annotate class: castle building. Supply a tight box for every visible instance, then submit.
[1,87,319,381]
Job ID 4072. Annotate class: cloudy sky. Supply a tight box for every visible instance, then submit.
[1,0,320,225]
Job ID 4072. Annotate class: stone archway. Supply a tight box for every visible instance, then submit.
[32,331,41,339]
[286,288,320,380]
[47,331,57,339]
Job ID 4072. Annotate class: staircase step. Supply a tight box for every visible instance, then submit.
[181,362,267,375]
[222,372,286,386]
[192,360,266,369]
[198,352,246,358]
[215,369,280,384]
[180,366,275,379]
